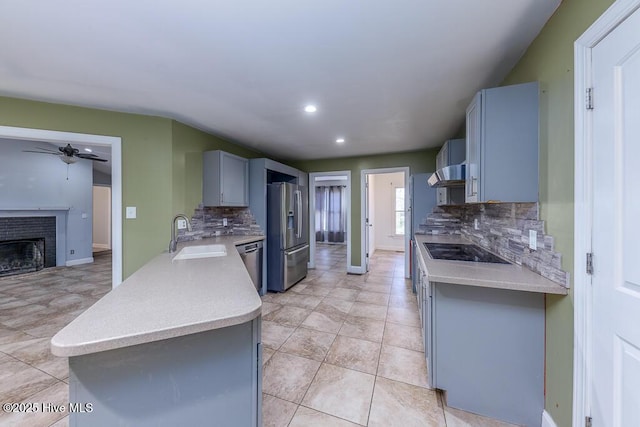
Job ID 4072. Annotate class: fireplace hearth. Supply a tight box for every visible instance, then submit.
[0,239,45,277]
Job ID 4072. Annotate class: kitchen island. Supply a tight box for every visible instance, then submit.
[51,235,264,427]
[414,234,566,427]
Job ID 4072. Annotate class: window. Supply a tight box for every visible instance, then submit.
[395,187,405,235]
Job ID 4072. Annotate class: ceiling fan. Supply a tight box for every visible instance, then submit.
[23,143,108,164]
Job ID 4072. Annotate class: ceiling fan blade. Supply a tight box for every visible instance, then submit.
[22,149,61,155]
[23,147,60,154]
[76,154,108,162]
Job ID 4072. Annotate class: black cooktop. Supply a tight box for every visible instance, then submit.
[424,242,510,264]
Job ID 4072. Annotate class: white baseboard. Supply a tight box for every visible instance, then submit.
[66,257,94,266]
[347,265,366,275]
[541,410,558,427]
[374,245,405,252]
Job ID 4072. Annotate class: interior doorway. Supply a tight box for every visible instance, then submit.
[362,167,410,278]
[92,185,112,252]
[308,171,351,273]
[0,125,122,288]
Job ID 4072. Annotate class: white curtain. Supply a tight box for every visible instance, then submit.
[315,185,346,243]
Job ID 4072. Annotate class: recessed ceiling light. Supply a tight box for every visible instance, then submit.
[304,105,317,113]
[336,138,345,144]
[84,148,92,153]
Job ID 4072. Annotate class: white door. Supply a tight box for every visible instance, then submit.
[591,8,640,426]
[364,174,371,272]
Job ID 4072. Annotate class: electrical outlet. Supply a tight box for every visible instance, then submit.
[222,218,228,227]
[177,219,187,229]
[529,230,537,250]
[474,218,479,230]
[214,230,221,236]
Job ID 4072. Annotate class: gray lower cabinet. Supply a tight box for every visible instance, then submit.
[416,258,434,389]
[432,282,544,427]
[203,150,249,207]
[68,318,262,426]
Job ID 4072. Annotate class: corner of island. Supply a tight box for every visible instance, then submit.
[51,235,265,426]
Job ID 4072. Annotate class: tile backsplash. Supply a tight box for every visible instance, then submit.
[417,202,570,288]
[178,205,264,241]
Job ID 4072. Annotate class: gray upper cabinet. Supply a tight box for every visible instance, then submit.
[465,82,539,203]
[203,150,249,207]
[436,139,465,206]
[435,138,465,170]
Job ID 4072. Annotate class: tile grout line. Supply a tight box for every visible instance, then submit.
[366,283,394,427]
[283,288,338,425]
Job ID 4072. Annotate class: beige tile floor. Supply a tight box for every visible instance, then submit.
[0,251,112,427]
[262,243,518,427]
[0,245,517,427]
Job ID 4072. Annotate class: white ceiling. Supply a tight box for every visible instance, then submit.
[0,1,560,161]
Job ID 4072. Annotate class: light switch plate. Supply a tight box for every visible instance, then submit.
[177,219,187,229]
[529,230,537,250]
[126,206,137,219]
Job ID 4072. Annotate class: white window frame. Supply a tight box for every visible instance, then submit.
[394,186,405,236]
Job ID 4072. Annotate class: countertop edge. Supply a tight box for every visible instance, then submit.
[415,235,568,295]
[51,305,262,357]
[51,235,265,357]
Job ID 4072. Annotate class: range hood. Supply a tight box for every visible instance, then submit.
[427,163,465,187]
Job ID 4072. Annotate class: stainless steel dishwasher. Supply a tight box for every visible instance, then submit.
[236,241,263,291]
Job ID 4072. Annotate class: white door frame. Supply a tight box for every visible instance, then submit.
[361,167,411,277]
[573,1,640,425]
[308,171,352,272]
[0,125,123,288]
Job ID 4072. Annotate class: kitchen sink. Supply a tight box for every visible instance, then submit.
[423,242,510,264]
[172,244,227,261]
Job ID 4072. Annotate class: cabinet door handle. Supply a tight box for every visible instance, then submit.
[221,192,224,203]
[467,177,477,197]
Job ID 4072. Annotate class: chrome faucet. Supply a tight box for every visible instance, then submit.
[169,214,192,253]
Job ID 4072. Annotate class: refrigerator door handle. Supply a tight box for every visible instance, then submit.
[295,190,302,239]
[285,244,309,256]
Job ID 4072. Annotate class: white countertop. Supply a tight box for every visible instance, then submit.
[51,235,264,357]
[414,235,567,295]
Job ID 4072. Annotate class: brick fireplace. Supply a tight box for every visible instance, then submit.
[0,216,56,277]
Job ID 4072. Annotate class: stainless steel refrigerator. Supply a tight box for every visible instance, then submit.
[267,182,309,292]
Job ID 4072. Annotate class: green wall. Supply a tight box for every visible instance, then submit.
[170,121,263,217]
[0,96,264,278]
[292,149,439,267]
[0,96,173,277]
[500,0,613,425]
